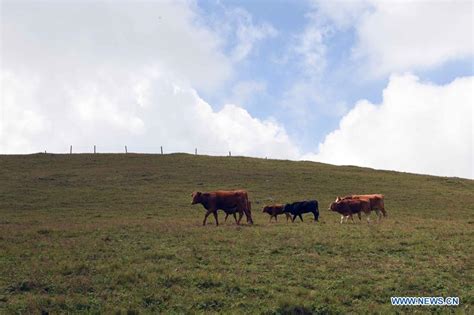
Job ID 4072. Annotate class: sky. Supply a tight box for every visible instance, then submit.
[1,0,473,179]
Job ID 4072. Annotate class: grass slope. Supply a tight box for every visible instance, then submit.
[0,153,473,314]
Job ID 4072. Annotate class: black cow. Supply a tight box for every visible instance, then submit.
[283,200,319,222]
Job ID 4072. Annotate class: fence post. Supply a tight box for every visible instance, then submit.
[229,151,231,157]
[94,145,96,154]
[70,145,72,154]
[195,148,197,155]
[125,145,128,154]
[161,146,163,155]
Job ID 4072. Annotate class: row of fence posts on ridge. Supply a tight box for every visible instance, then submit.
[62,145,232,157]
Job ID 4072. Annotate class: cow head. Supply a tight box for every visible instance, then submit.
[329,196,342,210]
[191,191,202,205]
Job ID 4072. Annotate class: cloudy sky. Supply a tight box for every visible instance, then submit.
[1,0,473,178]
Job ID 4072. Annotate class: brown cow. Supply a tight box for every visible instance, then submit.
[329,198,371,224]
[191,190,253,226]
[262,204,291,222]
[336,194,387,221]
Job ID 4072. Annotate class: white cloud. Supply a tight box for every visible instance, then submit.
[305,74,473,179]
[130,74,300,158]
[0,1,299,158]
[356,0,473,76]
[1,68,300,158]
[232,9,277,62]
[313,0,474,76]
[1,0,232,91]
[294,25,327,76]
[0,72,47,153]
[213,6,277,62]
[312,0,369,29]
[226,80,267,108]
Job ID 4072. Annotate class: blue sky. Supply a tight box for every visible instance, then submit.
[198,0,473,148]
[1,0,473,178]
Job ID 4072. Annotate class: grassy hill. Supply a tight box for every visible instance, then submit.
[0,153,473,314]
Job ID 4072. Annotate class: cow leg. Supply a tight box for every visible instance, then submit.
[358,212,362,221]
[236,211,244,225]
[224,213,229,222]
[243,206,253,224]
[362,211,369,224]
[313,211,318,222]
[340,215,344,224]
[232,213,238,223]
[203,211,212,226]
[292,214,297,222]
[286,213,291,222]
[298,214,304,222]
[377,210,382,221]
[213,211,219,226]
[275,215,278,222]
[350,214,355,223]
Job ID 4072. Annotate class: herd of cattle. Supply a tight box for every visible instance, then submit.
[191,190,387,226]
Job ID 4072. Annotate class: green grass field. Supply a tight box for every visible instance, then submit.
[1,153,473,314]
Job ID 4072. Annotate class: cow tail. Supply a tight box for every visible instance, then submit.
[246,200,253,224]
[381,199,387,217]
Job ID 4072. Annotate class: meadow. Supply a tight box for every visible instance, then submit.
[0,153,473,314]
